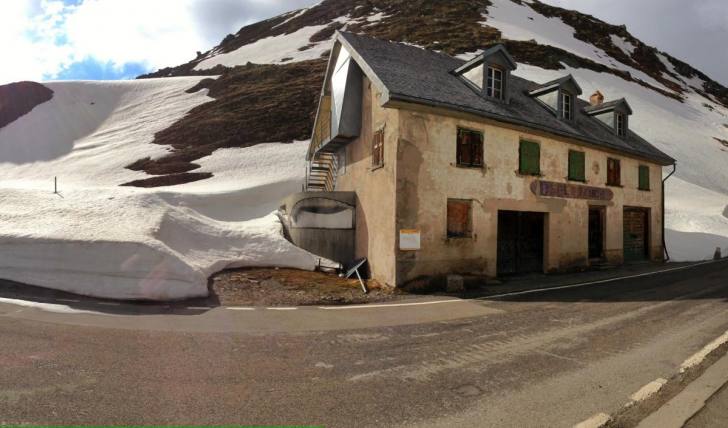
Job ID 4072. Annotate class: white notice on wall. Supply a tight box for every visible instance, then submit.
[400,229,421,251]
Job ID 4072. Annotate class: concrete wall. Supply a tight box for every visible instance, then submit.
[280,192,356,264]
[393,106,664,285]
[335,77,399,286]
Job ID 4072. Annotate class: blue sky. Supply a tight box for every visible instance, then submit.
[0,0,313,84]
[2,0,727,85]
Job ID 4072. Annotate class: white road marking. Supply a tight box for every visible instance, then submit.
[0,297,107,315]
[226,307,256,311]
[680,329,728,373]
[573,412,611,428]
[629,378,668,403]
[318,299,463,310]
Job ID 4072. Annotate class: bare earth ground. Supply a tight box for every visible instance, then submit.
[209,268,400,306]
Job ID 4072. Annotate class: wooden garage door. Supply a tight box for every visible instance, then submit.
[623,208,648,262]
[497,211,545,275]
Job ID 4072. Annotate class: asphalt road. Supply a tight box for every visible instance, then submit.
[1,260,727,427]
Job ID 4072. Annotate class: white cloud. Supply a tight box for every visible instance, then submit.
[0,0,317,85]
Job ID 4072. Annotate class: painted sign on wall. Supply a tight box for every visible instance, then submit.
[399,229,421,251]
[530,180,613,201]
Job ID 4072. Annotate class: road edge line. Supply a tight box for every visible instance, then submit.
[680,329,728,373]
[573,412,611,428]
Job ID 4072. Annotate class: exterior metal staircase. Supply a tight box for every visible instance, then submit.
[306,149,339,192]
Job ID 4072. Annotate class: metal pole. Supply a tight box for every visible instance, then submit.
[662,163,676,262]
[54,176,57,194]
[355,269,368,294]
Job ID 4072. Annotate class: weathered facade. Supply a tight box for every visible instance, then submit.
[299,32,675,287]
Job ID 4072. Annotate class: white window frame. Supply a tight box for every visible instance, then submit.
[616,113,626,137]
[486,66,503,100]
[561,91,573,120]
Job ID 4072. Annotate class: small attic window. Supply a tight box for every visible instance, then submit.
[561,91,573,120]
[486,66,503,99]
[616,112,626,137]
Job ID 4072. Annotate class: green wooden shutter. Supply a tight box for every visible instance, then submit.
[638,165,650,190]
[520,140,540,175]
[568,150,585,181]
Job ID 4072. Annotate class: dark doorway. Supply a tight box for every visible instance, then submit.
[588,207,605,259]
[623,207,649,262]
[497,211,545,275]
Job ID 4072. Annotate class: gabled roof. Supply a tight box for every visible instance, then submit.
[335,31,674,165]
[453,44,517,74]
[528,74,583,96]
[583,98,633,115]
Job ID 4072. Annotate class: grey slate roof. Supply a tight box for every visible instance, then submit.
[337,32,675,165]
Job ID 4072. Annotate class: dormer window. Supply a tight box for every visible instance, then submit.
[584,96,632,137]
[616,112,626,137]
[528,74,582,120]
[452,44,517,103]
[561,91,573,120]
[486,66,503,99]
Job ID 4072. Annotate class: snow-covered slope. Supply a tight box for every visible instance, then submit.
[0,78,326,300]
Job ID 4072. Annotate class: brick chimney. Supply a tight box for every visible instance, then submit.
[590,90,604,106]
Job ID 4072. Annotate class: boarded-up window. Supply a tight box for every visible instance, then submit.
[372,129,384,168]
[607,158,621,186]
[519,140,540,175]
[638,165,650,190]
[447,199,472,238]
[568,150,585,181]
[457,128,484,167]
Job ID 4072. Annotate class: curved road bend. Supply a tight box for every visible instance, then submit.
[0,259,727,426]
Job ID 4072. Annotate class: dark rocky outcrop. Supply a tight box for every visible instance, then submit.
[0,81,54,130]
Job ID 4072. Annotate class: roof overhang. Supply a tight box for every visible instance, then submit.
[528,74,583,97]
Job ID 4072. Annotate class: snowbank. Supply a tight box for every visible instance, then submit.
[0,78,327,300]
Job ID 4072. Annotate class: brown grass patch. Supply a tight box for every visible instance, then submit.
[125,60,326,187]
[120,172,213,187]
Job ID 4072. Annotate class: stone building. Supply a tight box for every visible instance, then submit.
[299,32,675,287]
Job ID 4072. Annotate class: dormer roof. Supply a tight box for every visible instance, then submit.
[453,44,517,75]
[528,74,583,97]
[583,98,633,115]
